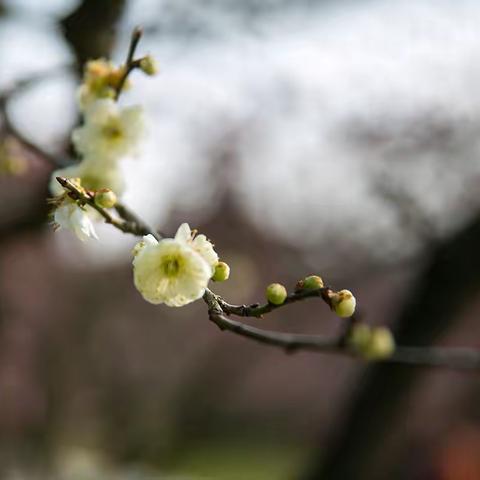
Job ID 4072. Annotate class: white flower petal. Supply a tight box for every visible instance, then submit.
[174,223,192,243]
[192,234,219,272]
[143,234,158,246]
[54,201,98,242]
[173,224,219,274]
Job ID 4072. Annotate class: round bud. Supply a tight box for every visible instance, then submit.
[266,283,288,305]
[331,289,356,318]
[364,327,395,360]
[212,261,230,282]
[347,323,372,353]
[94,189,117,209]
[139,56,158,76]
[302,275,324,290]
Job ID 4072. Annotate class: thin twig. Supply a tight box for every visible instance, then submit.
[56,177,159,239]
[114,202,162,238]
[114,27,144,100]
[211,287,334,317]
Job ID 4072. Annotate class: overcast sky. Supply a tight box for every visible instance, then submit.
[2,0,480,266]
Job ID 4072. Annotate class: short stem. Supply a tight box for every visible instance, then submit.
[114,27,144,100]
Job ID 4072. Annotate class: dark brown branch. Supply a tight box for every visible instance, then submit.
[203,289,480,371]
[212,286,334,317]
[204,290,342,354]
[114,202,162,239]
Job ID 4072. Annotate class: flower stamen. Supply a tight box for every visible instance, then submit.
[162,256,181,277]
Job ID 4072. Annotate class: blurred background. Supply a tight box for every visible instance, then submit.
[1,0,480,478]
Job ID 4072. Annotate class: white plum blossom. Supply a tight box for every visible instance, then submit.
[54,199,98,242]
[174,223,219,275]
[72,99,145,161]
[49,158,125,197]
[132,227,213,307]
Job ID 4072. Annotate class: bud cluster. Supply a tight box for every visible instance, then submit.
[347,323,395,360]
[266,274,358,320]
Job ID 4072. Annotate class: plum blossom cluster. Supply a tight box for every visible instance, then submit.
[50,58,148,241]
[45,32,397,362]
[49,48,231,308]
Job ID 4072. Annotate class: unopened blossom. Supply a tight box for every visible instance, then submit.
[330,289,356,318]
[132,231,211,307]
[212,261,230,282]
[94,189,117,209]
[77,59,127,111]
[72,99,145,161]
[174,223,219,275]
[139,55,158,76]
[364,327,395,360]
[49,158,125,197]
[54,199,98,242]
[266,283,287,305]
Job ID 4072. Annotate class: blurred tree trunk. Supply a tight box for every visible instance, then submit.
[0,0,127,466]
[301,212,480,480]
[60,0,127,70]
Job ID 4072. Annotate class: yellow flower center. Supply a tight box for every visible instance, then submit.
[161,255,182,277]
[102,121,123,140]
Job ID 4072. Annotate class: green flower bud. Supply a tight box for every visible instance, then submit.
[94,189,117,209]
[330,289,356,318]
[363,327,395,360]
[302,275,324,290]
[139,55,158,76]
[266,283,287,305]
[347,323,372,353]
[212,261,230,282]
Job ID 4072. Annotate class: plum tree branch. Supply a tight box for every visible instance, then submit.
[204,289,480,370]
[56,177,159,239]
[213,286,336,317]
[55,176,480,372]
